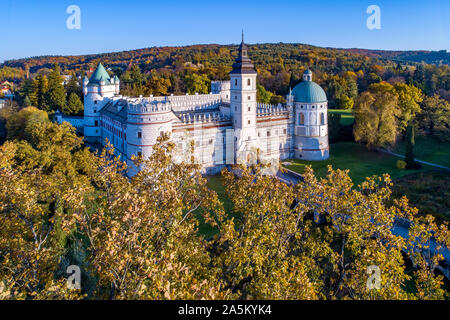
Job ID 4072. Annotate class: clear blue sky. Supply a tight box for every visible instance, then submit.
[1,0,449,62]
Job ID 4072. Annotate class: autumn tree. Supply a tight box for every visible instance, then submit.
[353,82,400,149]
[393,83,423,131]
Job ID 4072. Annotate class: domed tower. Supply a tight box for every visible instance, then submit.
[291,69,329,160]
[83,63,119,143]
[229,32,258,164]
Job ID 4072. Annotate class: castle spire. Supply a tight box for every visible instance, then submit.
[242,29,244,43]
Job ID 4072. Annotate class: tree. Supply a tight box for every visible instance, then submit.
[5,106,49,141]
[0,120,93,299]
[417,94,450,140]
[146,74,171,96]
[338,94,354,110]
[65,72,82,101]
[353,83,400,149]
[64,92,84,116]
[184,72,210,94]
[30,74,49,111]
[46,64,66,113]
[257,84,273,104]
[405,124,416,169]
[23,96,32,107]
[393,83,423,131]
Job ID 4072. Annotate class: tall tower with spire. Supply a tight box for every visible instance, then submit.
[229,33,258,164]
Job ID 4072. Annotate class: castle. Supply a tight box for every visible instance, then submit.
[57,38,329,175]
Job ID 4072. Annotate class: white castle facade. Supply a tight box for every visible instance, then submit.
[57,39,329,175]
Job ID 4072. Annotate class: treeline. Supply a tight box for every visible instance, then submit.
[0,110,449,300]
[3,43,450,108]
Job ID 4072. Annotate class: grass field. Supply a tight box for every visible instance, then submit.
[284,142,434,185]
[391,171,450,223]
[328,109,354,126]
[195,175,236,239]
[392,135,450,168]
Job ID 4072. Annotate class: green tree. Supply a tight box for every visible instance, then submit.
[46,64,66,112]
[405,124,416,169]
[417,94,450,140]
[257,84,273,104]
[184,72,210,94]
[338,94,354,110]
[30,74,49,111]
[64,92,84,116]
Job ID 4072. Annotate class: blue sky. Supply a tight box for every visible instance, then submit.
[1,0,449,62]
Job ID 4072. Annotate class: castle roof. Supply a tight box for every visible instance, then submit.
[89,63,111,85]
[230,33,257,75]
[292,70,327,103]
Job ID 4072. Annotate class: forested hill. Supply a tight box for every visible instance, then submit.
[2,42,449,110]
[2,43,448,75]
[342,48,450,65]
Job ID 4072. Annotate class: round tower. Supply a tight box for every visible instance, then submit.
[126,99,173,174]
[291,69,329,160]
[83,63,117,143]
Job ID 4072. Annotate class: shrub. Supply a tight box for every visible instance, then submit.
[397,160,407,169]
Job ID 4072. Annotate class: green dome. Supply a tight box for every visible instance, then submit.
[292,81,327,103]
[89,63,111,85]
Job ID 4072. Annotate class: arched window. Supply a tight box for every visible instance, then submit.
[247,78,251,86]
[320,113,325,125]
[299,113,304,125]
[235,79,238,86]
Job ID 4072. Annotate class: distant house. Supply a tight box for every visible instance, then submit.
[0,81,13,96]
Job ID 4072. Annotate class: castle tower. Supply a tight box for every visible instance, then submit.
[291,69,329,160]
[83,63,119,143]
[229,33,258,164]
[125,100,173,176]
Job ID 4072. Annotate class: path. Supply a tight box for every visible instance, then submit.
[378,148,450,171]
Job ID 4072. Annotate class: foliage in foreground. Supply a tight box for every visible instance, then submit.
[0,122,449,300]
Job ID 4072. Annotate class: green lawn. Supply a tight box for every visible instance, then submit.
[391,171,450,223]
[284,142,434,185]
[392,135,450,168]
[195,175,237,239]
[328,109,354,126]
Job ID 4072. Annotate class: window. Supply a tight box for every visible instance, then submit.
[235,96,238,100]
[247,79,251,86]
[94,100,98,105]
[283,128,287,134]
[94,109,97,113]
[209,139,213,145]
[137,152,142,158]
[258,132,261,137]
[248,120,251,125]
[299,113,305,125]
[248,96,251,100]
[235,79,237,86]
[138,131,142,139]
[248,107,251,112]
[235,106,237,111]
[267,131,271,137]
[320,113,325,125]
[94,120,98,126]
